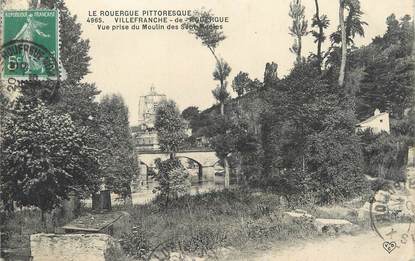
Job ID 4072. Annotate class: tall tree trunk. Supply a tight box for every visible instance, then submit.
[236,155,242,185]
[224,157,230,188]
[220,102,230,188]
[297,36,302,63]
[41,210,47,231]
[209,46,230,189]
[338,0,347,87]
[314,0,323,70]
[124,186,133,206]
[302,156,305,172]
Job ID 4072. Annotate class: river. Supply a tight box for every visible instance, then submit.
[84,176,225,207]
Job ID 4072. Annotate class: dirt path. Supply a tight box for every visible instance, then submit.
[225,224,414,261]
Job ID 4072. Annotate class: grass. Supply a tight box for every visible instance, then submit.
[0,208,57,257]
[1,189,369,260]
[115,189,325,259]
[0,203,87,256]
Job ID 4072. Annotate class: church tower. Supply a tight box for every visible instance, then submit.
[137,85,167,129]
[135,86,166,151]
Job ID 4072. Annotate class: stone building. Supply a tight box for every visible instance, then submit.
[133,86,166,151]
[356,109,390,134]
[137,86,167,129]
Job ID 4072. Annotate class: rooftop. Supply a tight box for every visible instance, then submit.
[356,109,388,126]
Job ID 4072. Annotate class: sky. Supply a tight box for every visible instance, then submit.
[63,0,414,125]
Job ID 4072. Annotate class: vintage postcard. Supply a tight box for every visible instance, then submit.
[0,0,414,260]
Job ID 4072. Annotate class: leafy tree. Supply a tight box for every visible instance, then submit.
[207,109,257,185]
[40,0,91,84]
[211,59,232,110]
[16,0,92,102]
[187,9,232,187]
[288,0,308,63]
[209,113,253,159]
[182,106,200,121]
[259,61,369,202]
[181,106,201,138]
[51,84,102,160]
[338,0,347,87]
[359,129,406,181]
[41,0,107,207]
[153,159,190,207]
[280,63,328,171]
[1,0,110,213]
[246,79,263,93]
[99,95,138,202]
[186,10,230,113]
[383,14,401,45]
[42,0,109,201]
[155,100,187,158]
[305,98,369,203]
[392,109,415,145]
[153,100,189,206]
[334,0,366,86]
[183,109,216,139]
[311,0,330,70]
[232,71,251,97]
[353,14,414,119]
[0,98,100,224]
[331,0,367,46]
[186,9,225,53]
[29,0,98,130]
[232,71,265,97]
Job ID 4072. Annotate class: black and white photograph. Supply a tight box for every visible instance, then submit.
[0,0,414,260]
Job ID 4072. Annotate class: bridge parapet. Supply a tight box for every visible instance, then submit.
[138,150,219,168]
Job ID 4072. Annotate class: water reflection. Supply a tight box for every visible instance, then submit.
[130,177,225,205]
[84,169,226,207]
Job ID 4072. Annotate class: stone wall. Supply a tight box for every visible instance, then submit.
[30,233,126,261]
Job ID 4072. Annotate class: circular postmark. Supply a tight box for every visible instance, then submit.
[369,177,415,254]
[0,39,60,101]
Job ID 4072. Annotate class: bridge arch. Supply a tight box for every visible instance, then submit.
[137,150,220,183]
[177,156,203,183]
[138,161,151,183]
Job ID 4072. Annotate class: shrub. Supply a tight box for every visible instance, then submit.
[179,226,227,256]
[246,218,277,241]
[306,128,370,203]
[152,158,190,207]
[245,215,316,242]
[119,226,152,259]
[359,129,407,181]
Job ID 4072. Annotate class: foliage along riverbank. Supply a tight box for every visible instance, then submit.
[115,189,370,260]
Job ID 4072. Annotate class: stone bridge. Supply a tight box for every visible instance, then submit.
[138,149,220,181]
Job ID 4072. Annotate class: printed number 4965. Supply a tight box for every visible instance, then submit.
[87,17,103,23]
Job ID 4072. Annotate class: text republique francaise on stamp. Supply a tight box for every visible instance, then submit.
[1,10,59,81]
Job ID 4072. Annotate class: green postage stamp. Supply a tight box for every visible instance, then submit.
[1,10,59,80]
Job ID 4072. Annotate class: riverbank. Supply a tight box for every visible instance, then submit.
[115,189,369,260]
[83,179,225,207]
[1,188,370,260]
